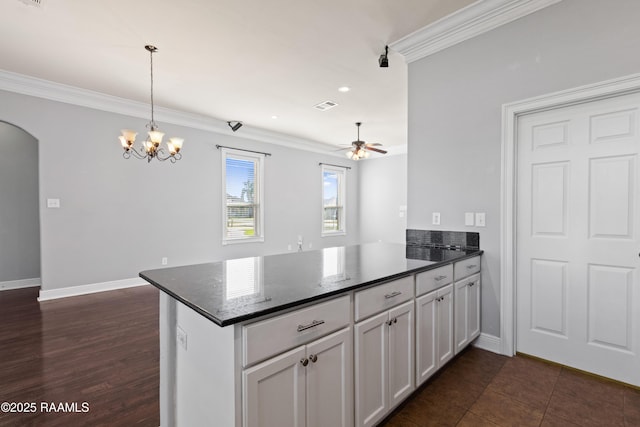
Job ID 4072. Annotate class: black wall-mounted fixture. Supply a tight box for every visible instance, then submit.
[378,45,389,68]
[227,121,243,132]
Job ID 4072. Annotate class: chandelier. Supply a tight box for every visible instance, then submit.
[118,45,184,163]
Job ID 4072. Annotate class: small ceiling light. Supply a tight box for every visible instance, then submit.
[379,45,389,68]
[271,115,278,119]
[227,121,243,132]
[118,45,183,163]
[338,86,350,93]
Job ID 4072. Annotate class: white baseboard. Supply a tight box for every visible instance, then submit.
[0,277,41,291]
[38,277,148,301]
[473,332,503,354]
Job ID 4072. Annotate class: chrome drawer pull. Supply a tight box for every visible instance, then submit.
[434,275,447,281]
[466,264,477,269]
[297,319,325,332]
[384,291,402,299]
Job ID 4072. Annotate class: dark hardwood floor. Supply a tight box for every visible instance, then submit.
[0,286,160,427]
[1,286,639,426]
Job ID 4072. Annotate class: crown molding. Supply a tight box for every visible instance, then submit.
[390,0,562,63]
[0,69,342,156]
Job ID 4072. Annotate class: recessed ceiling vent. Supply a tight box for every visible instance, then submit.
[19,0,43,7]
[313,100,338,111]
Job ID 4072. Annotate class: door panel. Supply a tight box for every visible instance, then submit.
[517,93,640,387]
[243,346,306,427]
[530,259,567,336]
[354,312,388,427]
[306,327,353,427]
[388,301,414,408]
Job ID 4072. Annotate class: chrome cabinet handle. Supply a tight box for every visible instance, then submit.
[309,354,318,363]
[300,358,309,366]
[297,320,325,332]
[434,275,447,281]
[466,264,477,269]
[468,282,475,287]
[384,291,402,299]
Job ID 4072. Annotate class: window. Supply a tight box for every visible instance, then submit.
[322,165,346,235]
[222,148,264,244]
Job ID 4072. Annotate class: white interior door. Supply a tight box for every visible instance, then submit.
[517,92,640,387]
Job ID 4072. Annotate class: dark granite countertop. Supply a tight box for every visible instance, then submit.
[140,242,482,327]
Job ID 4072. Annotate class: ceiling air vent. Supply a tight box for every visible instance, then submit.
[19,0,43,7]
[313,100,338,111]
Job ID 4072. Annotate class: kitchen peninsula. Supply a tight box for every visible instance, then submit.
[141,240,482,427]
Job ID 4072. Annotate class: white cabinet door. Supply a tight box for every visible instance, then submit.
[467,275,481,343]
[306,328,353,427]
[243,346,306,427]
[416,291,437,385]
[454,274,480,354]
[355,311,388,427]
[416,285,454,386]
[388,301,414,408]
[437,284,454,366]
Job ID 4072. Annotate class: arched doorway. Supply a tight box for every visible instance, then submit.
[0,121,40,290]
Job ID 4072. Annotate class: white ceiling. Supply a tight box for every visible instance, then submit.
[0,0,475,152]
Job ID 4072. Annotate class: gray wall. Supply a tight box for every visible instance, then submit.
[358,154,407,244]
[0,90,360,291]
[406,0,640,337]
[0,122,40,283]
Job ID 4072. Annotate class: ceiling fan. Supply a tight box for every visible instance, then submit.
[343,122,387,160]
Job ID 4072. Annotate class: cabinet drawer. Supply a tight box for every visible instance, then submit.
[454,256,481,280]
[243,295,350,367]
[416,264,453,296]
[354,276,414,322]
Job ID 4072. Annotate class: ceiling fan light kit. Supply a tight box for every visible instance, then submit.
[345,122,387,161]
[118,45,184,163]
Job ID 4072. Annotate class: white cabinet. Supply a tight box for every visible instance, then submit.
[354,300,414,427]
[243,327,353,427]
[415,284,453,386]
[454,273,481,354]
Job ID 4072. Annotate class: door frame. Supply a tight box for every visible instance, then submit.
[500,72,640,356]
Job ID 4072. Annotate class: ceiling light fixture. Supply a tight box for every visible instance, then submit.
[118,45,183,163]
[227,121,243,132]
[378,45,389,68]
[346,122,370,160]
[338,86,350,93]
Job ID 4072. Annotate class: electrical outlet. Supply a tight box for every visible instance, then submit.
[287,244,292,251]
[161,257,168,265]
[47,198,60,208]
[432,212,441,225]
[475,212,486,227]
[176,326,187,350]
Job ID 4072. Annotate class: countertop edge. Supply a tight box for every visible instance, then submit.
[141,249,483,327]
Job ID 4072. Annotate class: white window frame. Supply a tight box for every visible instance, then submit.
[321,164,346,237]
[221,148,265,245]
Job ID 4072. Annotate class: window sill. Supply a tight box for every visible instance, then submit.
[222,237,265,245]
[321,231,346,237]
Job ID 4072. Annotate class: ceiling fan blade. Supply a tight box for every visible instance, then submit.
[365,143,383,147]
[366,146,387,154]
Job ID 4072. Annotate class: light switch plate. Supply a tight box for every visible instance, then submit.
[475,212,486,227]
[432,212,441,225]
[465,212,475,226]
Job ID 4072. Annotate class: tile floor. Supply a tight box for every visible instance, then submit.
[381,347,640,427]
